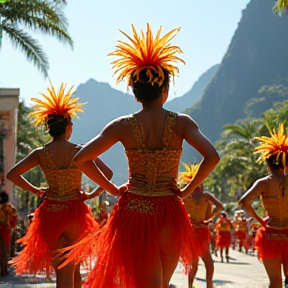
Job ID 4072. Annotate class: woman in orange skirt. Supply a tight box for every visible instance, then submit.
[60,24,220,288]
[215,211,232,262]
[7,83,112,288]
[180,163,223,288]
[239,124,288,288]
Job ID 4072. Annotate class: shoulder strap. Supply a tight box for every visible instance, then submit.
[42,145,51,169]
[127,115,146,150]
[162,112,177,149]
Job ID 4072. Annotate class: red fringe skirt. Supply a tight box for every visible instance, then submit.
[255,226,288,261]
[192,226,211,256]
[216,231,231,248]
[0,227,11,246]
[235,231,247,240]
[61,192,200,288]
[12,198,97,275]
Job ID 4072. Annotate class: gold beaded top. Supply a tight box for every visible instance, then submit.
[38,146,81,201]
[125,112,182,197]
[183,197,209,225]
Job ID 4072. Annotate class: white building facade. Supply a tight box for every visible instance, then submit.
[0,89,19,204]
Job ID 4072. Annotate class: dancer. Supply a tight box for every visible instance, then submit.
[179,163,223,288]
[215,211,232,263]
[60,24,219,288]
[0,191,17,276]
[247,218,260,254]
[239,124,288,288]
[232,210,248,252]
[7,83,112,288]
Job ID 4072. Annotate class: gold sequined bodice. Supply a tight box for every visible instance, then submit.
[184,197,209,225]
[39,146,81,201]
[125,112,182,197]
[216,219,231,232]
[261,176,288,229]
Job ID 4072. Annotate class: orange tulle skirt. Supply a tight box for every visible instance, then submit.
[192,226,211,256]
[216,231,231,248]
[60,192,200,288]
[255,226,288,261]
[12,198,97,275]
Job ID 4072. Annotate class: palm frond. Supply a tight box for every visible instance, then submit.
[2,0,70,31]
[2,24,49,77]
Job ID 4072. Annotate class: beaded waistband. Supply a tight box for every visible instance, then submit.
[127,189,175,197]
[46,189,79,201]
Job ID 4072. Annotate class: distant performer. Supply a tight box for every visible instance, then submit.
[232,210,248,252]
[215,211,232,263]
[180,163,223,288]
[239,124,288,288]
[0,191,17,276]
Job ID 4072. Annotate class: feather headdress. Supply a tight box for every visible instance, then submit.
[108,23,185,86]
[28,82,85,126]
[273,0,288,15]
[254,123,288,167]
[178,162,200,184]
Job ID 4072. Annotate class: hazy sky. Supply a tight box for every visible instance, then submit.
[0,0,251,103]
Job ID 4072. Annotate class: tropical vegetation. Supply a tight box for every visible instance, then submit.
[0,0,73,77]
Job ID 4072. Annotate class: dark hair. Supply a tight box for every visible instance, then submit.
[131,68,170,103]
[266,154,286,170]
[0,191,9,204]
[47,115,71,137]
[221,211,227,218]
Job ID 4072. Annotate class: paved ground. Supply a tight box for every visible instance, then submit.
[0,249,269,287]
[170,248,269,288]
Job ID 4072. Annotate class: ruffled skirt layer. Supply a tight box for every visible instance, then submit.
[193,226,211,256]
[255,226,288,261]
[61,192,200,288]
[235,230,246,240]
[216,231,231,248]
[12,199,97,275]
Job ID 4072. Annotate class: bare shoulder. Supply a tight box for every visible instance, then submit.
[253,176,268,190]
[176,113,199,128]
[101,115,131,132]
[203,192,214,200]
[29,146,44,157]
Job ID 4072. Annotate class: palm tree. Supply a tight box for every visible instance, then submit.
[0,0,73,77]
[274,0,288,14]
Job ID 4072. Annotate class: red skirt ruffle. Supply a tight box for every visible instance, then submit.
[216,231,231,248]
[255,226,288,261]
[60,192,200,288]
[193,226,211,256]
[0,227,11,246]
[235,231,246,240]
[12,199,97,275]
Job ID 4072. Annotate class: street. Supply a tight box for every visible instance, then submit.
[0,249,269,288]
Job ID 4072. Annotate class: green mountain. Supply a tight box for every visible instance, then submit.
[164,64,219,112]
[183,0,288,161]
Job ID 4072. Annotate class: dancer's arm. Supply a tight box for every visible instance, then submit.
[204,192,223,223]
[177,115,220,198]
[74,119,122,196]
[238,178,267,226]
[6,149,45,197]
[78,157,114,200]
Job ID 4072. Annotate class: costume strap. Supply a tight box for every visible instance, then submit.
[127,115,146,150]
[162,112,177,149]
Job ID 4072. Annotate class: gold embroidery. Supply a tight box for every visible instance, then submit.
[265,233,288,241]
[45,204,69,212]
[126,199,155,214]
